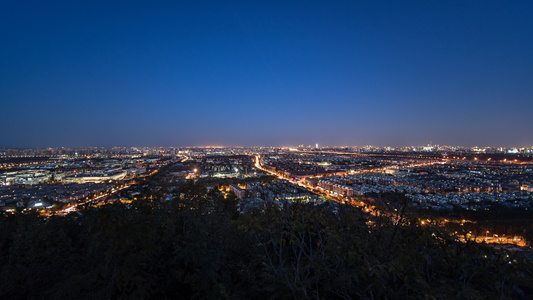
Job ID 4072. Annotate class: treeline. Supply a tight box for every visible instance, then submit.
[0,184,532,299]
[370,192,533,245]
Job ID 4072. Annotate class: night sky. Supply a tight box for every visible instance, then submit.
[1,1,532,148]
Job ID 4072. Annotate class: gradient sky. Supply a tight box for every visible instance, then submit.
[1,1,532,147]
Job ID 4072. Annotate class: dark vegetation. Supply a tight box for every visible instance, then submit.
[1,184,532,299]
[368,192,533,246]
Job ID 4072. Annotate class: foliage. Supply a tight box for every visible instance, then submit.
[0,184,531,299]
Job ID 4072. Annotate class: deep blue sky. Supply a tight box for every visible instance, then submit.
[1,1,532,147]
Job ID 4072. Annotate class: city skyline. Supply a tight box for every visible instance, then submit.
[1,143,533,150]
[1,1,532,147]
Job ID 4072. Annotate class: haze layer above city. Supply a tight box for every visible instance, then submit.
[1,1,532,147]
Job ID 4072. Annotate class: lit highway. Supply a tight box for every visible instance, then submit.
[55,184,132,215]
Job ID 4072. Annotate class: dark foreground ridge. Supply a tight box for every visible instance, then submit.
[1,183,532,299]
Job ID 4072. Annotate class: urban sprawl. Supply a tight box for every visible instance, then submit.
[1,145,533,248]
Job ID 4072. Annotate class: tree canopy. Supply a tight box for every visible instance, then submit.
[0,184,531,299]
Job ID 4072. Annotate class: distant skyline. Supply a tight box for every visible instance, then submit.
[1,1,532,148]
[1,143,532,150]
